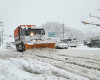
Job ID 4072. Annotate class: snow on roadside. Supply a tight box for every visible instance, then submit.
[0,36,15,52]
[0,58,89,80]
[0,42,16,54]
[0,43,8,52]
[73,45,100,50]
[24,48,100,80]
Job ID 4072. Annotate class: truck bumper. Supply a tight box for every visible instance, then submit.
[25,43,55,51]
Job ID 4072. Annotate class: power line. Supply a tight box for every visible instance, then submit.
[71,8,100,25]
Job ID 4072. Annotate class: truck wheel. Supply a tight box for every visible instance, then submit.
[22,43,25,52]
[65,47,68,49]
[16,45,19,52]
[56,46,59,49]
[21,43,25,52]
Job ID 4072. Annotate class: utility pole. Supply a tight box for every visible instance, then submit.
[0,32,1,46]
[0,22,3,44]
[62,23,64,38]
[2,28,3,44]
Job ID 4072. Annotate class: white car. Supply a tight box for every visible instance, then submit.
[6,42,12,49]
[6,42,16,49]
[55,42,68,49]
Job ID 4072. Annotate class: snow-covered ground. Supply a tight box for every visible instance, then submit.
[0,43,100,80]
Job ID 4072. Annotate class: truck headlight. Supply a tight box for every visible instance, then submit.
[30,32,34,36]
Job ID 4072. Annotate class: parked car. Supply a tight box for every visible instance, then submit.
[6,42,16,49]
[55,42,68,49]
[6,42,12,49]
[61,38,77,47]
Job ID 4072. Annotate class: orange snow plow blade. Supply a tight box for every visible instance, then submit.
[25,43,55,51]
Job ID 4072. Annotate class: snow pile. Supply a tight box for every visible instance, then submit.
[0,58,89,80]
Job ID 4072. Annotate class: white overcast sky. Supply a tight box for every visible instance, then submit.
[0,0,100,35]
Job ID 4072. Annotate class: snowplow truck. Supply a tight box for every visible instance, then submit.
[14,25,55,52]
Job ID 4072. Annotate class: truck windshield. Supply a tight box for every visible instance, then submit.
[25,29,45,36]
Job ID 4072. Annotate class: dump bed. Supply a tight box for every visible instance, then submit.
[14,27,19,38]
[14,27,20,40]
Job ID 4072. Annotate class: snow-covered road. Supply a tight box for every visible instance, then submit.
[0,45,100,80]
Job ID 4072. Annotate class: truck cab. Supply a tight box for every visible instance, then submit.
[14,25,45,51]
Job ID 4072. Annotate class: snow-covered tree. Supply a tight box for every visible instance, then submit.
[40,22,85,43]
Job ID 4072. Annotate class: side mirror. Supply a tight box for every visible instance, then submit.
[42,32,45,35]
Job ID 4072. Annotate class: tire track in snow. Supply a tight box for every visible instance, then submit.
[33,55,90,80]
[58,54,100,62]
[35,54,100,71]
[1,48,100,80]
[1,50,100,71]
[33,54,100,80]
[58,54,100,69]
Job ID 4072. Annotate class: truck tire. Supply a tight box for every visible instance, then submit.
[56,46,59,49]
[65,47,68,49]
[22,43,25,52]
[16,44,20,52]
[21,42,25,52]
